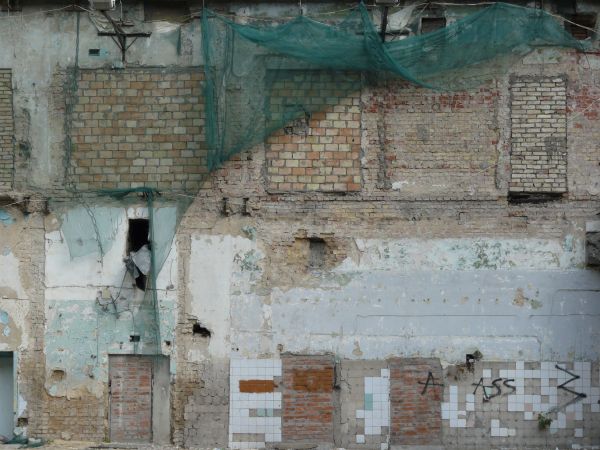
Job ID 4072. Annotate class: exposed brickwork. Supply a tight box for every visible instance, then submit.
[281,355,335,443]
[0,69,13,190]
[266,72,361,192]
[389,358,442,446]
[510,76,567,193]
[566,63,600,199]
[45,394,105,441]
[68,69,206,191]
[109,355,153,442]
[362,82,500,199]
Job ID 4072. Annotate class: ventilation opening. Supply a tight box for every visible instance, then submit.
[421,17,446,34]
[129,334,141,342]
[127,219,150,291]
[308,237,327,270]
[565,13,597,40]
[88,48,100,56]
[192,322,211,338]
[508,192,564,204]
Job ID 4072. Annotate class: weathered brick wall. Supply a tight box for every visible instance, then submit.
[44,394,105,441]
[0,69,13,190]
[362,81,500,199]
[68,69,206,191]
[281,355,335,443]
[567,53,600,199]
[266,72,361,192]
[389,358,443,446]
[509,75,567,194]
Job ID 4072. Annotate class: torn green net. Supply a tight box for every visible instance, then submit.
[202,2,587,170]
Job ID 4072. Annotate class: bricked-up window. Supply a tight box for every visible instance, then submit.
[509,76,567,198]
[565,14,597,40]
[421,17,446,34]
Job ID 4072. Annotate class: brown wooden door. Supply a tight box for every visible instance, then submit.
[109,355,152,442]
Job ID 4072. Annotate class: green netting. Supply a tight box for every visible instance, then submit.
[51,2,589,357]
[202,1,587,170]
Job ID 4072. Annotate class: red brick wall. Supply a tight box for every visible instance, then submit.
[281,355,335,443]
[389,358,442,446]
[109,355,153,443]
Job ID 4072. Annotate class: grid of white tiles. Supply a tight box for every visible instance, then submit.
[490,419,516,437]
[441,361,600,438]
[356,368,390,450]
[500,361,599,436]
[229,358,282,449]
[441,385,469,428]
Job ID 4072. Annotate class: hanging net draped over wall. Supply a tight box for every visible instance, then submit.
[54,2,588,356]
[201,1,587,170]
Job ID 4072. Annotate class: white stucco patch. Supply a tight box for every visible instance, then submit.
[189,234,256,359]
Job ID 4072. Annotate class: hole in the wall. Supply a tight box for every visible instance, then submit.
[50,369,66,382]
[308,237,327,269]
[16,418,27,427]
[192,322,211,338]
[164,340,171,346]
[88,48,100,56]
[127,219,150,291]
[129,334,141,342]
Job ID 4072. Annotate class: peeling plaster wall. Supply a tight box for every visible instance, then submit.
[41,204,178,439]
[186,233,600,362]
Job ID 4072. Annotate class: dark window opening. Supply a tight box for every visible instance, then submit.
[88,49,100,56]
[144,0,190,22]
[565,13,597,40]
[129,334,140,342]
[508,192,564,204]
[127,219,149,291]
[421,17,446,34]
[308,237,327,269]
[192,322,211,338]
[0,0,22,12]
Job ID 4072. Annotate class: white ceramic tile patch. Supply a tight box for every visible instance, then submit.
[356,368,390,445]
[229,358,282,449]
